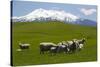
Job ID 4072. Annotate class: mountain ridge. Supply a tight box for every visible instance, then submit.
[12,8,96,26]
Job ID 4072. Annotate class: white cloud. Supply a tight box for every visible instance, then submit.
[80,8,96,16]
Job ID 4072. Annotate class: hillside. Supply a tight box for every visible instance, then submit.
[12,21,97,66]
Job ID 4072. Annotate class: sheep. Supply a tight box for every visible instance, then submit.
[56,41,69,53]
[50,45,59,55]
[39,42,56,54]
[72,38,86,51]
[67,41,74,45]
[78,38,86,44]
[66,40,78,53]
[69,41,77,53]
[19,43,30,50]
[49,41,69,55]
[40,42,56,46]
[50,44,68,55]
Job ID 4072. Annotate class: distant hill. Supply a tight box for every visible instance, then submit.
[74,19,97,26]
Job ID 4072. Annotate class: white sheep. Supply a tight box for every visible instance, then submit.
[40,42,56,46]
[19,42,30,49]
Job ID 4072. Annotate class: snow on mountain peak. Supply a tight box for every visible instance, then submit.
[12,8,79,22]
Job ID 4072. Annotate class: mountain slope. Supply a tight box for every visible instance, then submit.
[12,8,79,22]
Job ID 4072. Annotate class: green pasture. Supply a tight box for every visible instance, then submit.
[12,21,97,66]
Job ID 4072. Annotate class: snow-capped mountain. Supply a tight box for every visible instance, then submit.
[12,8,96,26]
[12,8,79,22]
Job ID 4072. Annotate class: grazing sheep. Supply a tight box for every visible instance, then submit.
[57,41,69,53]
[19,43,30,50]
[78,38,86,44]
[67,41,74,45]
[39,42,56,54]
[40,42,56,46]
[50,44,68,55]
[66,40,77,53]
[72,38,86,51]
[50,45,59,55]
[39,38,86,54]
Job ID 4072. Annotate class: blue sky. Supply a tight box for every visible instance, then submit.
[12,1,97,21]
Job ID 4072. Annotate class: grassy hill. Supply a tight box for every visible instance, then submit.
[12,21,97,66]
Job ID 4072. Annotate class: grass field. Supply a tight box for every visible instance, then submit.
[12,21,97,66]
